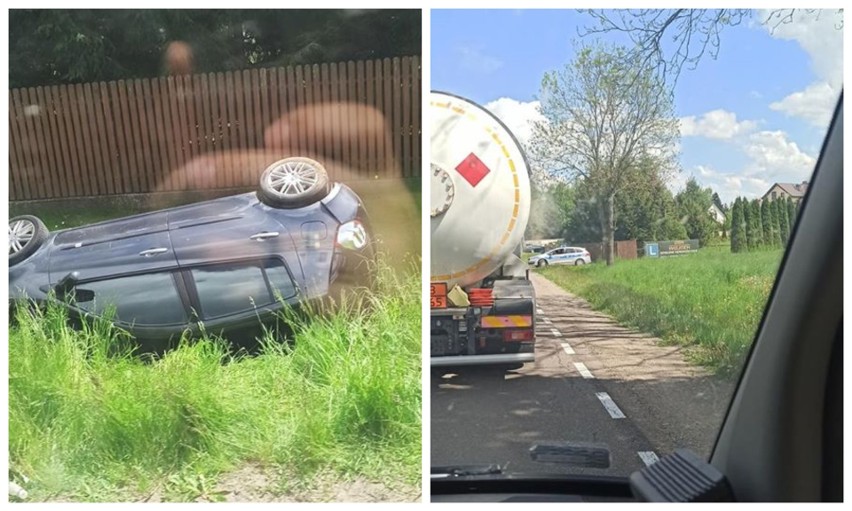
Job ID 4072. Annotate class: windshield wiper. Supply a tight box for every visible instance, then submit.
[431,464,504,478]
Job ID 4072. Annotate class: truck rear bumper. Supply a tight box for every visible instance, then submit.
[430,352,535,367]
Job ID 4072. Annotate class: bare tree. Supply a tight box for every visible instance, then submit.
[530,42,679,265]
[581,9,844,86]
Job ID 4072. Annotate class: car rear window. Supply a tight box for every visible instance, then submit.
[76,272,186,325]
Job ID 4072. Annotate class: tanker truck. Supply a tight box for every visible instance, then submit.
[430,91,536,367]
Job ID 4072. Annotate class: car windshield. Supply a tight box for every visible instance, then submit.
[431,8,841,477]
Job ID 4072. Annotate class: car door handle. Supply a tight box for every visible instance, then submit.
[250,231,280,240]
[139,247,168,257]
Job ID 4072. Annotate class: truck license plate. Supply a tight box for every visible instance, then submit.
[431,282,448,308]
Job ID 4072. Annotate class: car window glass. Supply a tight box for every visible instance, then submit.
[265,260,298,300]
[192,264,273,319]
[76,272,186,325]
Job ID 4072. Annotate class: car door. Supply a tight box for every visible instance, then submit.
[548,248,564,264]
[48,211,178,284]
[182,257,300,345]
[70,269,192,350]
[167,196,301,274]
[565,248,580,263]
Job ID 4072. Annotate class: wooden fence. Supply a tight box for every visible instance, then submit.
[9,56,421,201]
[575,239,638,261]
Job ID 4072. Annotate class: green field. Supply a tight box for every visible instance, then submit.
[539,249,784,374]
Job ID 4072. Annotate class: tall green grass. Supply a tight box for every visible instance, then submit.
[539,250,784,374]
[9,258,421,502]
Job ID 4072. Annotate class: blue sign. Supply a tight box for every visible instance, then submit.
[645,243,659,258]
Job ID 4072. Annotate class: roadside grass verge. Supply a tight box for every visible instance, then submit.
[539,250,783,374]
[9,257,421,502]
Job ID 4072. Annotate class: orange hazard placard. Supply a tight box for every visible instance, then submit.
[430,282,448,309]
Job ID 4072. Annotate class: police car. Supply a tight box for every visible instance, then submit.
[528,246,592,267]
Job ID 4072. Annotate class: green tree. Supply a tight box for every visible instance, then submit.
[770,199,782,248]
[748,199,764,249]
[9,9,422,87]
[788,197,799,236]
[760,199,773,248]
[776,198,788,246]
[675,177,716,247]
[730,198,743,253]
[530,42,679,265]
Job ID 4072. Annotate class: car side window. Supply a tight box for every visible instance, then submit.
[75,272,187,325]
[192,264,274,319]
[265,259,298,301]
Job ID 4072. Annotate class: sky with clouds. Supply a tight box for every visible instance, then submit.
[431,9,843,203]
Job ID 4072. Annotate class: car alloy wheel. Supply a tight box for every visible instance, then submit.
[9,215,48,266]
[258,156,331,208]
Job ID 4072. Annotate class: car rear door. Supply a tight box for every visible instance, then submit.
[48,211,178,284]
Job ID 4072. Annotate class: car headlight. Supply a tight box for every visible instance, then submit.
[336,220,368,250]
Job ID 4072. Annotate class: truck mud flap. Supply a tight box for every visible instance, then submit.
[430,352,535,367]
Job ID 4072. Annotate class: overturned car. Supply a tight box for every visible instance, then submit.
[9,157,376,350]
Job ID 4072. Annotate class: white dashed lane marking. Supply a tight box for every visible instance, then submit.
[573,362,594,379]
[595,392,626,419]
[550,328,562,337]
[536,309,544,314]
[638,451,660,466]
[561,342,575,355]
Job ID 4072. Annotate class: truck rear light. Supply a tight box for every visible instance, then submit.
[503,329,534,342]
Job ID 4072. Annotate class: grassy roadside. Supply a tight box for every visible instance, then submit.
[538,250,784,374]
[9,257,421,502]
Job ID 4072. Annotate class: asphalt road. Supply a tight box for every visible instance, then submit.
[431,272,734,478]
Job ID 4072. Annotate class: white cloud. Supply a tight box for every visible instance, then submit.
[680,128,816,203]
[741,130,816,182]
[769,81,838,127]
[679,109,758,139]
[759,9,843,127]
[484,97,545,145]
[758,9,843,88]
[679,165,770,202]
[456,44,503,74]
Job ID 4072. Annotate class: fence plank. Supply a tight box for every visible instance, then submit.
[24,88,54,198]
[253,68,265,150]
[90,83,115,195]
[412,56,421,183]
[401,58,412,179]
[106,82,130,194]
[8,91,28,200]
[126,80,149,192]
[80,83,106,196]
[383,58,395,178]
[42,86,71,198]
[392,58,403,178]
[67,84,94,196]
[217,72,232,188]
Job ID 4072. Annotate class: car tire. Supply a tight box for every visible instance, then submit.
[575,259,585,266]
[9,215,48,266]
[537,259,548,268]
[257,157,331,209]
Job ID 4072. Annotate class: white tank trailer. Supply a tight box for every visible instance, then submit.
[430,91,537,367]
